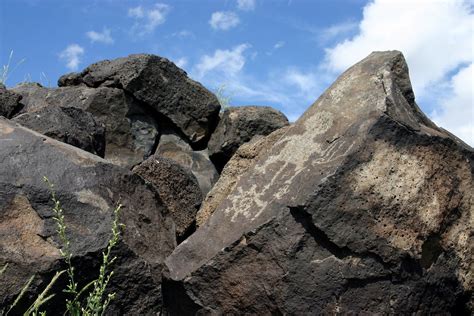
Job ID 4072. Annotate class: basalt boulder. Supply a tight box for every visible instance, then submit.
[0,84,22,118]
[13,106,106,157]
[58,54,221,146]
[155,132,219,197]
[208,106,289,172]
[133,156,203,242]
[196,126,289,227]
[12,83,159,167]
[0,118,176,314]
[163,51,473,314]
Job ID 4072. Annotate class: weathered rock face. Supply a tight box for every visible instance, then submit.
[156,132,219,197]
[12,83,159,167]
[133,156,202,241]
[208,106,289,171]
[0,118,176,314]
[13,106,106,157]
[0,84,22,118]
[163,51,473,314]
[58,54,221,146]
[196,126,289,227]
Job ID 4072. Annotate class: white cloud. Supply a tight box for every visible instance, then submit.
[171,30,193,38]
[59,44,84,71]
[128,6,144,18]
[209,11,240,30]
[128,3,171,36]
[318,21,357,44]
[284,69,319,94]
[274,41,285,49]
[237,0,256,11]
[324,0,472,98]
[324,0,473,145]
[432,63,474,146]
[174,57,188,69]
[86,28,114,44]
[194,44,250,78]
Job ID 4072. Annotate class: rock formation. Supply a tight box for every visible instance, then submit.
[163,51,473,314]
[208,106,289,172]
[133,156,203,241]
[12,83,159,167]
[0,118,176,314]
[13,106,106,157]
[197,126,290,226]
[155,132,219,196]
[0,83,22,118]
[58,54,221,147]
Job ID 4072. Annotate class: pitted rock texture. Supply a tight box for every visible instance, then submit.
[155,132,219,197]
[13,106,106,157]
[58,54,221,146]
[12,83,159,167]
[133,156,202,241]
[0,118,176,314]
[163,51,473,314]
[208,106,289,172]
[196,126,289,227]
[0,83,22,118]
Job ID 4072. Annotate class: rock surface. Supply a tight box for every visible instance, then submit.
[0,84,22,118]
[208,106,289,171]
[13,106,106,157]
[58,54,221,146]
[0,118,176,314]
[196,126,289,227]
[156,132,219,197]
[163,51,473,314]
[12,83,159,167]
[133,156,202,241]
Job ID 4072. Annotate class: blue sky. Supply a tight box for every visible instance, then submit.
[1,0,472,145]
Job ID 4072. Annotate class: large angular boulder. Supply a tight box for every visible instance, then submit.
[12,83,159,167]
[13,106,106,157]
[58,54,221,146]
[208,106,289,171]
[196,126,289,226]
[133,156,203,241]
[0,84,22,118]
[0,118,176,314]
[163,51,473,314]
[155,132,219,196]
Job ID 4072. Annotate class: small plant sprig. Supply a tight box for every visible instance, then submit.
[43,176,123,316]
[1,50,26,85]
[214,84,233,110]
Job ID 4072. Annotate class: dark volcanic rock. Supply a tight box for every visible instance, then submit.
[197,126,289,227]
[58,54,221,146]
[13,106,106,157]
[133,156,203,241]
[12,83,159,167]
[163,51,473,314]
[0,83,22,118]
[155,132,219,196]
[0,118,176,314]
[208,106,289,171]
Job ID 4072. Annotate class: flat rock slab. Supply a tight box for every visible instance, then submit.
[0,118,176,314]
[163,51,473,314]
[208,106,289,171]
[58,54,221,146]
[13,106,106,157]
